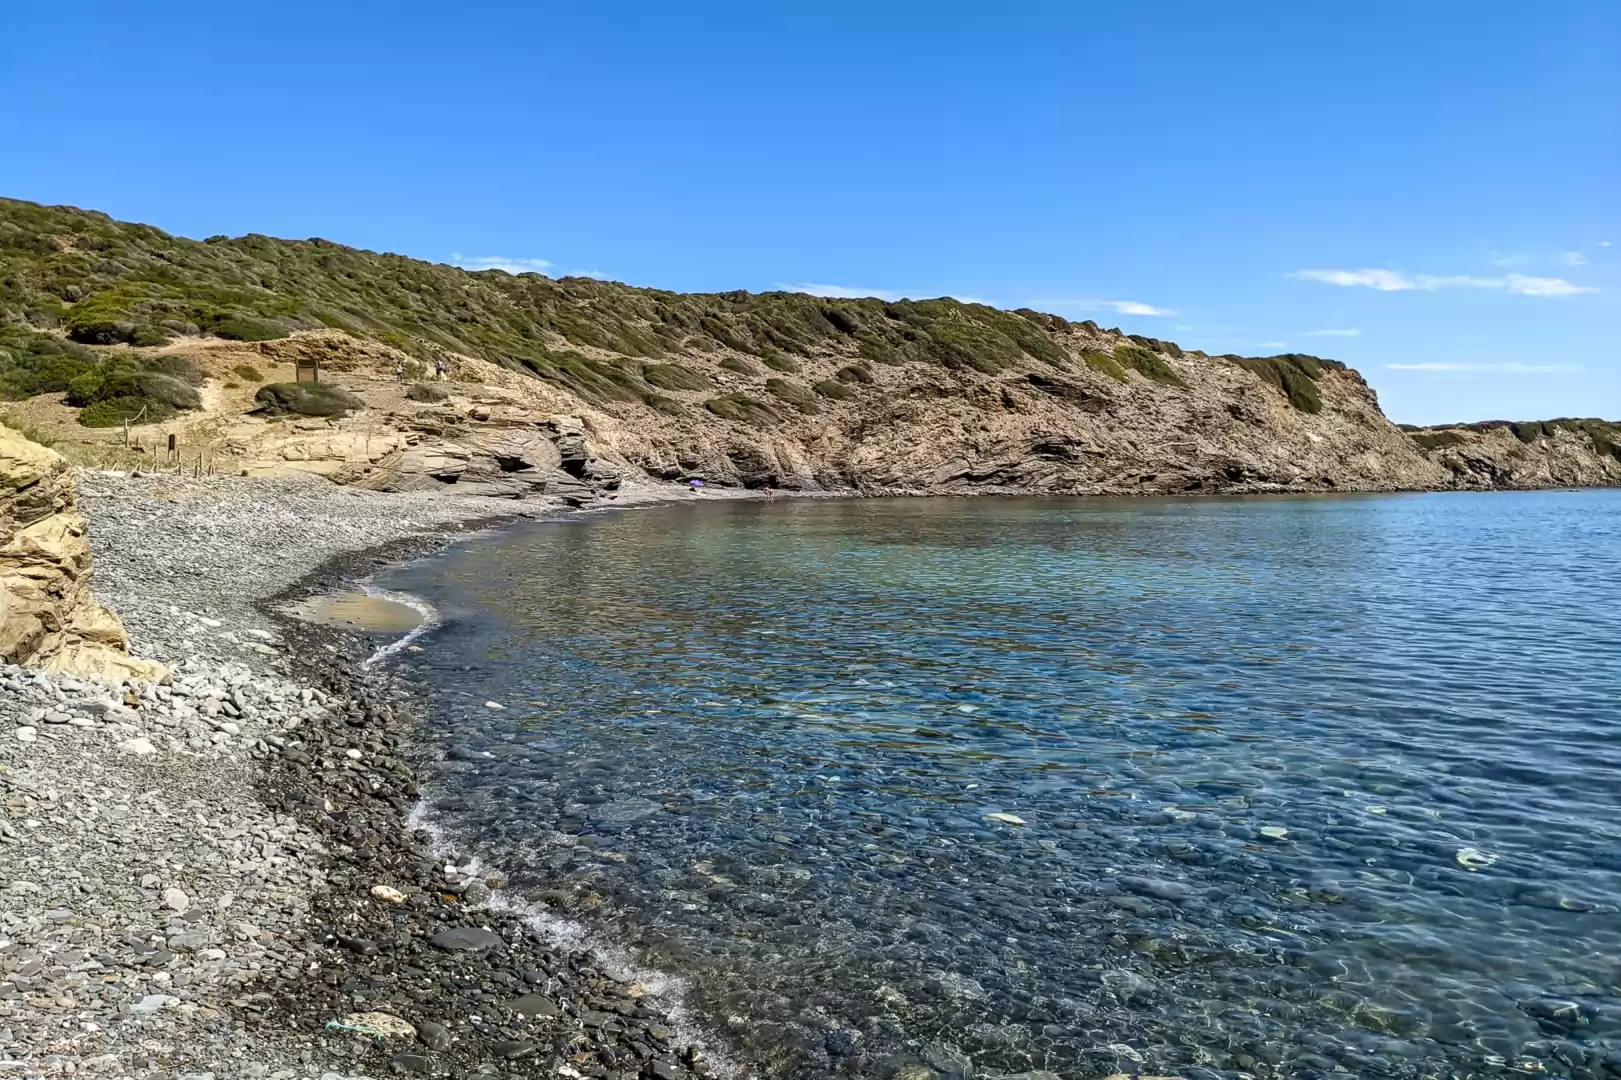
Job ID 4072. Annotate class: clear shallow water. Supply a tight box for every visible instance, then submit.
[380,492,1621,1080]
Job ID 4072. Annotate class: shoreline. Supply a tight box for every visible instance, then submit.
[0,471,727,1079]
[3,472,1612,1078]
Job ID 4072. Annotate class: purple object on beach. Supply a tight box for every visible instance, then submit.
[689,478,704,489]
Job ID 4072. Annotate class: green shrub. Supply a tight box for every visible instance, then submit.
[641,362,713,391]
[836,364,873,384]
[820,307,861,334]
[254,381,363,417]
[719,356,759,375]
[856,337,901,365]
[1114,345,1185,387]
[101,370,200,410]
[130,325,171,347]
[80,396,171,427]
[813,379,854,400]
[232,363,265,382]
[764,378,821,415]
[1081,350,1128,383]
[704,393,782,426]
[645,394,686,416]
[759,349,800,373]
[66,372,103,406]
[1229,355,1323,413]
[66,314,135,345]
[207,316,288,341]
[139,353,205,385]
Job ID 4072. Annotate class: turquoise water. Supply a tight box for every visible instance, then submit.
[380,492,1621,1079]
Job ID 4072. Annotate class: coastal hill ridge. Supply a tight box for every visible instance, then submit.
[1,196,1617,496]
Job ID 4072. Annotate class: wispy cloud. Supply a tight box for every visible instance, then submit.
[1600,241,1613,248]
[1032,297,1177,318]
[1305,328,1361,337]
[1257,341,1287,348]
[1488,252,1533,268]
[565,268,612,280]
[1292,268,1597,297]
[1385,362,1582,374]
[1561,251,1587,267]
[451,254,553,275]
[1103,299,1175,316]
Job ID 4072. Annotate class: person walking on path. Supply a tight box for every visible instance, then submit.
[434,356,448,381]
[394,359,405,384]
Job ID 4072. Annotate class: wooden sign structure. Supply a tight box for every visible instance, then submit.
[295,358,320,384]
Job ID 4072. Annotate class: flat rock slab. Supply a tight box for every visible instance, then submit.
[508,993,561,1018]
[429,927,504,953]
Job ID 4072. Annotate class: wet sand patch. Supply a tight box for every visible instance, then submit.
[282,591,425,632]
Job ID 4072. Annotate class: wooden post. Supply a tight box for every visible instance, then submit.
[167,433,176,462]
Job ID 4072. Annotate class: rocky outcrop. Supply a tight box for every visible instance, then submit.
[0,425,166,682]
[1403,419,1621,489]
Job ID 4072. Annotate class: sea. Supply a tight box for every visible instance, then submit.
[374,490,1621,1080]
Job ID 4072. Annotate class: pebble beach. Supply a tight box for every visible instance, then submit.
[0,472,720,1080]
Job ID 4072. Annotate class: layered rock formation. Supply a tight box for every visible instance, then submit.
[0,425,166,682]
[1403,419,1621,489]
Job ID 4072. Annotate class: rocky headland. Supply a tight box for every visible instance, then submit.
[0,197,1615,504]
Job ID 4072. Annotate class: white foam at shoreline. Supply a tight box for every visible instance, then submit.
[403,798,748,1079]
[359,585,440,667]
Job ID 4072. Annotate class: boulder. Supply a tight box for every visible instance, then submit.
[0,425,166,683]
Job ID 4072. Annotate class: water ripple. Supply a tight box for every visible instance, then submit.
[385,492,1621,1080]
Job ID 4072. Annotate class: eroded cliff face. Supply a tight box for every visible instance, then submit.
[1403,420,1621,490]
[513,324,1457,497]
[0,426,166,682]
[128,327,1462,498]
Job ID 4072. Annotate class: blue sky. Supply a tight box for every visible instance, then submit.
[3,1,1615,424]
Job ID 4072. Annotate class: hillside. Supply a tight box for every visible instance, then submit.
[1,197,1615,496]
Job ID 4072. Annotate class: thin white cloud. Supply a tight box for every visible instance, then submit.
[565,268,612,280]
[1599,241,1613,248]
[451,254,553,275]
[1257,341,1287,348]
[1103,299,1175,317]
[1561,251,1587,267]
[1292,268,1597,297]
[1032,297,1177,317]
[1305,328,1361,337]
[1385,362,1582,373]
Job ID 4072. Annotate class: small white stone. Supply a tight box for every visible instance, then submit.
[161,886,190,913]
[370,884,407,904]
[484,701,505,710]
[345,748,362,760]
[1259,826,1290,840]
[984,812,1027,826]
[14,727,36,743]
[118,736,157,755]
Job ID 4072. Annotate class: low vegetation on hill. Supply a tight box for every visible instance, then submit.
[1403,418,1621,460]
[0,197,1351,423]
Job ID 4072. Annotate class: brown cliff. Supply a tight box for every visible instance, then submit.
[0,425,167,682]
